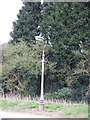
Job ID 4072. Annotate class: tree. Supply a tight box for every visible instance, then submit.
[2,40,43,97]
[39,2,89,49]
[38,2,89,92]
[10,2,42,43]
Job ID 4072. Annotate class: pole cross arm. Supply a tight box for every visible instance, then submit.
[38,60,48,63]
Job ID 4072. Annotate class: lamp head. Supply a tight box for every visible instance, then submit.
[35,36,44,41]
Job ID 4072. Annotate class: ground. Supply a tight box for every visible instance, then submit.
[0,110,49,118]
[0,99,88,118]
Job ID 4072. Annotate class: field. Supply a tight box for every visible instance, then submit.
[0,99,89,118]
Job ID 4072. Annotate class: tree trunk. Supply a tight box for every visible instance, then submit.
[49,79,53,93]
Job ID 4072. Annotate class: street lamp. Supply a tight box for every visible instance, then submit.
[35,35,45,110]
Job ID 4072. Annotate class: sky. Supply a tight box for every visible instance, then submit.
[0,0,23,44]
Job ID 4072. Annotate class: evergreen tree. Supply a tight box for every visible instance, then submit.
[39,2,89,91]
[10,2,42,43]
[40,2,89,50]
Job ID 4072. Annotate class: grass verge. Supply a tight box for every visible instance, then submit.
[0,99,88,118]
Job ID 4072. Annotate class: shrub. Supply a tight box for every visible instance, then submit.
[55,87,73,100]
[44,86,88,103]
[45,87,73,101]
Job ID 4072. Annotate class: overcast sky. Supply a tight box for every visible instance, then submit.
[0,0,23,44]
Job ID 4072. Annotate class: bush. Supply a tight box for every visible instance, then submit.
[44,86,88,103]
[55,87,73,100]
[45,87,73,101]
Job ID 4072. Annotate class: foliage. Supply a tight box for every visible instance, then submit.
[39,2,89,49]
[1,2,89,102]
[2,40,42,96]
[39,2,89,93]
[55,87,73,100]
[44,87,73,101]
[45,86,88,103]
[10,2,42,43]
[72,86,88,103]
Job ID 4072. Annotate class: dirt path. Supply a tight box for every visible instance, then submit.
[0,110,49,118]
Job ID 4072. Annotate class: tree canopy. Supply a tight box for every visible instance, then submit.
[10,2,42,43]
